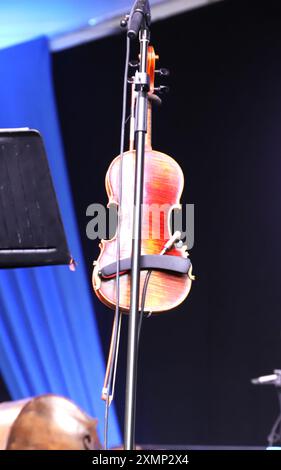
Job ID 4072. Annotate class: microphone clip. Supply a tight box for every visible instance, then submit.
[251,369,281,387]
[124,1,151,40]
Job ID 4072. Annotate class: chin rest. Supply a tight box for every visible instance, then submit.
[0,394,101,450]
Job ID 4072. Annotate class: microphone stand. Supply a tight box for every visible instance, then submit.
[124,25,150,450]
[267,370,281,447]
[252,369,281,446]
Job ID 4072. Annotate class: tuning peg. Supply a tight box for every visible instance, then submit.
[154,85,170,94]
[155,68,170,77]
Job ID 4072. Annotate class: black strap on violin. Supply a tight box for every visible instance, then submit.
[99,254,191,279]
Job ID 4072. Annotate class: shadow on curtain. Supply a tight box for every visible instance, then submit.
[0,36,121,448]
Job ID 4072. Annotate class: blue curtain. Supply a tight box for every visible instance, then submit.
[0,36,121,448]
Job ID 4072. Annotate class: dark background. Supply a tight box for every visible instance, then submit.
[2,0,279,447]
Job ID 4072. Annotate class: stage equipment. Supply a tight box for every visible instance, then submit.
[252,369,281,446]
[0,395,100,450]
[0,128,71,269]
[93,0,194,449]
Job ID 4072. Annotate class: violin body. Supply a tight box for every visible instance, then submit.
[93,45,193,315]
[5,395,101,450]
[93,148,193,313]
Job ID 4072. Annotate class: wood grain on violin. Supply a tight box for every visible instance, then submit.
[93,149,193,313]
[93,46,193,314]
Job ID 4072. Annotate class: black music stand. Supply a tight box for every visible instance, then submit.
[0,128,71,269]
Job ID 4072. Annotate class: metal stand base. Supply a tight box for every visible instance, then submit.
[268,387,281,447]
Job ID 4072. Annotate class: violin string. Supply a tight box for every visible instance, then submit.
[138,241,175,345]
[104,35,131,450]
[125,113,132,125]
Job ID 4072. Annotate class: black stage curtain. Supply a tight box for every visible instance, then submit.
[53,0,281,446]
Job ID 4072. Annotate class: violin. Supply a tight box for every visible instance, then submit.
[5,395,100,450]
[93,46,194,314]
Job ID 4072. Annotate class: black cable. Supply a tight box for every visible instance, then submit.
[104,35,131,451]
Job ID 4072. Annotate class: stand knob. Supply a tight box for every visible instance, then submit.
[120,15,129,28]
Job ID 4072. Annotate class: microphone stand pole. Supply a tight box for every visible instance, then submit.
[124,25,150,450]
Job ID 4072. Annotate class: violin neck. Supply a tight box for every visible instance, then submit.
[145,99,152,151]
[129,83,136,151]
[129,89,153,151]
